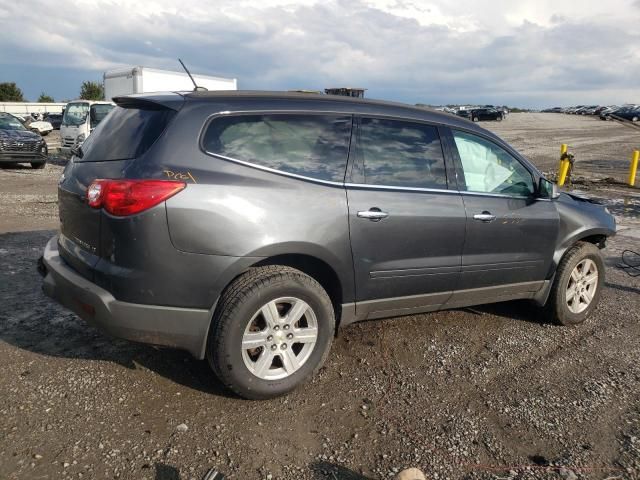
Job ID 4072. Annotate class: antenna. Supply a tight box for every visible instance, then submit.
[178,58,207,92]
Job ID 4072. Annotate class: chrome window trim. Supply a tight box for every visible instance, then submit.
[198,109,540,199]
[344,183,454,195]
[199,109,450,188]
[199,110,355,187]
[459,190,533,200]
[203,151,346,187]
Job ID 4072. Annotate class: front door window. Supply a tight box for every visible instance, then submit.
[452,130,534,197]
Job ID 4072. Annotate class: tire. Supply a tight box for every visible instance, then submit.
[31,161,46,169]
[207,265,335,399]
[544,242,605,325]
[472,117,479,122]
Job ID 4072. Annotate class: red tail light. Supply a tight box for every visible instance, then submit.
[86,179,186,216]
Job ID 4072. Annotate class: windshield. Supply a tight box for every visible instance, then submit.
[63,103,90,126]
[0,113,27,131]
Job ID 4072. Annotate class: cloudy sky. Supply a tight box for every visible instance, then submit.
[0,0,639,107]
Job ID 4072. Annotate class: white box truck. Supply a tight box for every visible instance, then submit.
[60,100,115,153]
[103,66,237,100]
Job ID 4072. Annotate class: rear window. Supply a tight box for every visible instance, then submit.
[202,114,352,182]
[78,105,175,162]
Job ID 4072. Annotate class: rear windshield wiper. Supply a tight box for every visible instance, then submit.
[71,145,84,159]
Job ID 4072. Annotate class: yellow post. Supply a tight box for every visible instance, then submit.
[558,144,569,186]
[558,160,570,186]
[558,144,567,173]
[629,150,640,186]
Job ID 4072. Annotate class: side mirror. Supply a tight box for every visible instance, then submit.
[538,177,560,199]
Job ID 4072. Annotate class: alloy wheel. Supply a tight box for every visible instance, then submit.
[566,259,598,314]
[241,297,318,380]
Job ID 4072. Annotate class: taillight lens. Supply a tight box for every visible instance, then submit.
[86,179,186,216]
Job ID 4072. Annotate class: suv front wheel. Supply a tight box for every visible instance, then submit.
[545,242,605,325]
[207,266,335,399]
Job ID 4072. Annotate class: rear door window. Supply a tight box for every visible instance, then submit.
[352,117,447,189]
[78,105,175,162]
[202,114,352,182]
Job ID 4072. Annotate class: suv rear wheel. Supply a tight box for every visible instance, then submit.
[544,242,604,325]
[207,266,335,399]
[31,161,46,169]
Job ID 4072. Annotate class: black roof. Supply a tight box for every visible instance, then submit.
[184,90,483,130]
[123,90,493,136]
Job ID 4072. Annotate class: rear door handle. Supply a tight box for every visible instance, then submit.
[473,212,496,222]
[357,208,389,221]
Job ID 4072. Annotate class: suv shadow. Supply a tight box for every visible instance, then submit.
[0,230,234,398]
[464,300,552,325]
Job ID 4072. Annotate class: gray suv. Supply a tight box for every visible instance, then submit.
[41,92,615,399]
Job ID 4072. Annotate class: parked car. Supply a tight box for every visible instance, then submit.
[17,113,54,136]
[599,106,620,120]
[0,112,48,168]
[565,106,584,114]
[40,92,616,399]
[613,106,640,122]
[27,119,54,136]
[580,106,600,115]
[469,107,504,122]
[44,113,63,129]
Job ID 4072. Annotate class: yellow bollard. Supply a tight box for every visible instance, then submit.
[558,143,569,186]
[558,160,571,186]
[629,150,640,186]
[558,144,569,186]
[558,144,568,174]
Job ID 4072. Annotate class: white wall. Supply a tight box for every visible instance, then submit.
[0,102,66,114]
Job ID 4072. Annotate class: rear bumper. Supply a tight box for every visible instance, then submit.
[41,235,213,359]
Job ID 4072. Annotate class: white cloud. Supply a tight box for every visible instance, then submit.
[0,0,639,106]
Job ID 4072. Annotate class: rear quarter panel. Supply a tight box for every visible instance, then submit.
[136,101,355,303]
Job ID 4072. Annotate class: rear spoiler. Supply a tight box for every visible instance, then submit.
[112,94,185,111]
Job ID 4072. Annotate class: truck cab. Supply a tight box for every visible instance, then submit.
[60,100,115,153]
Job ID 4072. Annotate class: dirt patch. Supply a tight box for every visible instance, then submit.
[484,113,640,184]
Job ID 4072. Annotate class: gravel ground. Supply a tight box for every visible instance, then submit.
[0,114,639,480]
[484,113,640,183]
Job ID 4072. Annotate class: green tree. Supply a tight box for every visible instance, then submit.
[79,81,104,100]
[0,82,25,101]
[37,92,55,103]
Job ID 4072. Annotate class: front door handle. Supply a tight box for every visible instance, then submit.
[357,208,389,221]
[473,211,496,222]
